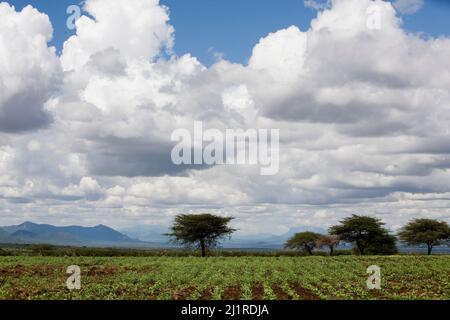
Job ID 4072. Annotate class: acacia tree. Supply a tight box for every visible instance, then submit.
[316,235,340,256]
[166,214,236,257]
[398,219,450,255]
[285,232,320,255]
[329,215,397,255]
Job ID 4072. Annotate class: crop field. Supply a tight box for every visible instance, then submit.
[0,256,449,300]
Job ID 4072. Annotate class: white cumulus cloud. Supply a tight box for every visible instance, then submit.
[0,3,61,132]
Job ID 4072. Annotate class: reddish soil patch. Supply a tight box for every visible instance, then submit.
[272,284,291,300]
[9,287,32,300]
[0,264,55,277]
[114,287,129,296]
[173,286,196,300]
[222,285,242,300]
[367,290,387,300]
[290,283,319,300]
[251,283,264,300]
[6,284,61,300]
[199,288,214,300]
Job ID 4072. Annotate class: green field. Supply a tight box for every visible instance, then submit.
[0,256,449,300]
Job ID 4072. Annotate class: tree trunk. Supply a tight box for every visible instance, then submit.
[200,238,206,257]
[356,241,364,255]
[329,245,334,256]
[427,244,433,256]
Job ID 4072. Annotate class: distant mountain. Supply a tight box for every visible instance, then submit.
[0,228,10,242]
[119,225,171,244]
[0,221,147,247]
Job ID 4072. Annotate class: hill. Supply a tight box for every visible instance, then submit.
[0,221,146,247]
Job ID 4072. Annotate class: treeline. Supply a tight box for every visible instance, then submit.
[165,213,450,257]
[285,215,450,256]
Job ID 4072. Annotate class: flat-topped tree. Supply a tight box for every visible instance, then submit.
[166,214,236,257]
[316,235,340,256]
[285,232,321,255]
[399,219,450,255]
[329,215,397,255]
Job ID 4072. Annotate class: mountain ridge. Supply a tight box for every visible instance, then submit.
[0,221,144,247]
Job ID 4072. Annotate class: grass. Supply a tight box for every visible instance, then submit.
[0,255,449,300]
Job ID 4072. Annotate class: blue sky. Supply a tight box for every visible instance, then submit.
[5,0,450,65]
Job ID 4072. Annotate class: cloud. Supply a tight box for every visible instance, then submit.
[249,26,308,83]
[61,177,104,201]
[61,0,174,71]
[0,3,61,132]
[1,0,450,233]
[85,136,205,177]
[393,0,424,15]
[249,0,450,133]
[304,0,331,11]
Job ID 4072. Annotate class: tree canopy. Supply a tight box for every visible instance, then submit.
[166,214,236,257]
[285,232,320,255]
[316,235,340,256]
[398,219,450,255]
[329,215,397,255]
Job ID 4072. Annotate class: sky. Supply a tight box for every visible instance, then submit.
[5,0,450,65]
[1,0,450,235]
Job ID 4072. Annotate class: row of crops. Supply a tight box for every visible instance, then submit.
[0,256,449,300]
